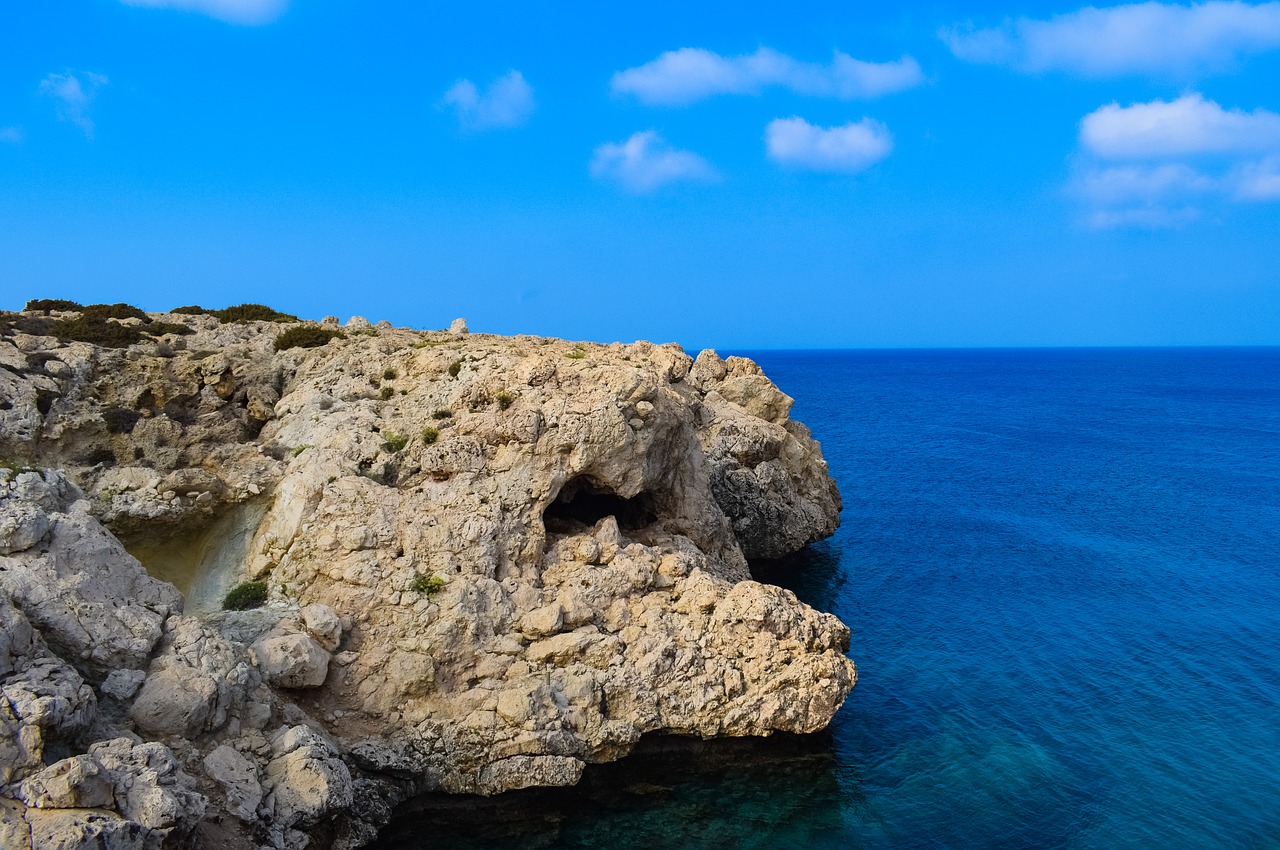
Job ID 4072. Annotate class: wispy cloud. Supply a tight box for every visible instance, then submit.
[442,71,535,131]
[119,0,288,25]
[39,71,108,138]
[1081,94,1280,158]
[1234,156,1280,199]
[765,116,893,173]
[0,127,23,145]
[1071,94,1280,226]
[943,1,1280,77]
[611,47,922,106]
[590,131,716,193]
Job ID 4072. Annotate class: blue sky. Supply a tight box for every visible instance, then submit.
[2,0,1278,348]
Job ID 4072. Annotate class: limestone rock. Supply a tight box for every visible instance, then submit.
[448,317,468,334]
[252,631,330,689]
[130,665,218,738]
[264,726,353,829]
[18,754,115,810]
[0,307,854,849]
[202,744,261,823]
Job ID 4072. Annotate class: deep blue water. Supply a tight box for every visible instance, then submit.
[376,348,1280,849]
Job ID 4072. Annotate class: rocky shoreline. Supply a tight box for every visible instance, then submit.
[0,303,856,849]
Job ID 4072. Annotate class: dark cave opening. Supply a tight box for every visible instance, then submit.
[542,476,657,533]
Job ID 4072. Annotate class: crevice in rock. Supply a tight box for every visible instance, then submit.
[542,476,657,535]
[123,499,269,614]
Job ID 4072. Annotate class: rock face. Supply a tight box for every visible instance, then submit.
[0,306,854,848]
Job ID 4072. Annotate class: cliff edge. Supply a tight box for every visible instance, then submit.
[0,304,854,849]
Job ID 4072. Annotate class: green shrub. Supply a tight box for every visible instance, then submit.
[145,321,194,336]
[431,409,452,419]
[213,304,299,323]
[274,326,344,351]
[25,298,82,313]
[222,580,268,611]
[291,444,311,457]
[421,427,439,444]
[51,315,144,348]
[383,367,398,380]
[409,573,445,597]
[83,303,150,322]
[495,390,514,411]
[170,304,299,323]
[447,359,462,378]
[379,386,395,400]
[383,432,408,453]
[565,346,587,360]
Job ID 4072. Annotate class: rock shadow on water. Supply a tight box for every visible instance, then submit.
[749,540,848,614]
[369,733,854,850]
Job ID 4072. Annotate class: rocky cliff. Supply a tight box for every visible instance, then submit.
[0,304,855,849]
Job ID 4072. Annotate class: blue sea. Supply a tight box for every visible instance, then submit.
[374,348,1280,850]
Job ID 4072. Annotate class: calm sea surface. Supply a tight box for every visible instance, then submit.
[375,348,1280,850]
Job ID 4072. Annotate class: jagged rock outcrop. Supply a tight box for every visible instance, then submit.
[0,305,853,849]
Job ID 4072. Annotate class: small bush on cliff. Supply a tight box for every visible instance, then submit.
[447,359,462,378]
[215,303,299,323]
[274,326,344,351]
[495,390,514,411]
[171,304,299,323]
[382,432,408,453]
[51,315,145,348]
[223,580,268,611]
[379,386,395,400]
[421,427,439,444]
[83,303,151,322]
[409,573,445,597]
[431,409,452,420]
[25,298,83,313]
[146,321,194,336]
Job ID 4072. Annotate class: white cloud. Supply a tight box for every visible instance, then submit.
[1073,163,1216,204]
[1233,156,1280,199]
[1080,94,1280,158]
[765,116,893,173]
[1087,206,1201,228]
[0,127,23,145]
[39,71,108,138]
[1071,93,1280,226]
[611,47,922,106]
[118,0,287,25]
[943,1,1280,77]
[443,71,535,131]
[589,131,716,193]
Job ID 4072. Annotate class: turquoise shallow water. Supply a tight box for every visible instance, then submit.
[374,348,1280,849]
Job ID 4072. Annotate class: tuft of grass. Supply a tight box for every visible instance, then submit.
[222,580,268,611]
[274,326,344,351]
[495,390,514,411]
[383,432,408,453]
[431,409,452,420]
[421,426,439,444]
[409,573,445,597]
[291,445,311,457]
[564,346,587,360]
[379,385,395,400]
[383,367,398,380]
[447,359,462,378]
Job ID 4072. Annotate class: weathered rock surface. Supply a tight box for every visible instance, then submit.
[0,306,854,848]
